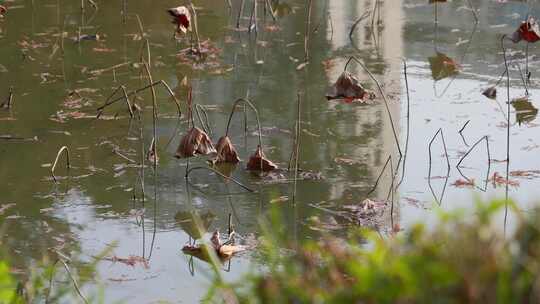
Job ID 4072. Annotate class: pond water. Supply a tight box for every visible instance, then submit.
[1,0,540,302]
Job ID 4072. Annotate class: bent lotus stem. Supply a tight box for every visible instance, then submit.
[96,80,181,117]
[185,166,254,192]
[343,56,402,158]
[225,98,263,150]
[51,146,70,183]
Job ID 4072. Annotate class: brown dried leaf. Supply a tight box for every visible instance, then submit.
[246,145,278,172]
[213,136,240,164]
[175,127,216,158]
[482,86,497,99]
[326,71,375,102]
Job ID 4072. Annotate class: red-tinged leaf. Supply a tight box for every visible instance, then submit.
[451,178,475,188]
[490,172,520,188]
[511,17,540,43]
[168,6,191,34]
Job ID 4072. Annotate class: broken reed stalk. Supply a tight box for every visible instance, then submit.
[97,85,134,118]
[189,3,202,54]
[304,0,313,62]
[194,104,212,135]
[139,39,151,68]
[236,0,245,29]
[264,0,276,22]
[97,80,181,117]
[398,60,411,187]
[185,166,254,192]
[225,0,232,10]
[427,128,450,205]
[142,61,158,170]
[345,56,402,157]
[1,86,13,109]
[514,62,529,95]
[292,93,301,204]
[366,155,391,197]
[51,146,70,183]
[502,35,511,234]
[456,135,491,192]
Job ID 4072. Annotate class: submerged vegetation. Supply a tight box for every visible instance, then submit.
[211,200,540,303]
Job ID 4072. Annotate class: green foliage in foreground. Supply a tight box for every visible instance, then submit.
[210,199,540,303]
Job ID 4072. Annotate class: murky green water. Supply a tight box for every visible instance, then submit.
[2,0,540,302]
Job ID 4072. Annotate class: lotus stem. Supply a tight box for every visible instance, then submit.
[194,104,212,135]
[501,34,511,234]
[344,56,402,158]
[225,98,263,150]
[51,146,70,183]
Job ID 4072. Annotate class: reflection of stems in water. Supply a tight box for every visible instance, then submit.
[147,160,158,259]
[304,0,313,62]
[236,0,245,29]
[428,128,450,205]
[248,0,257,34]
[348,10,371,40]
[398,60,411,187]
[502,35,511,234]
[264,0,276,22]
[366,155,391,197]
[388,157,395,229]
[142,62,158,172]
[458,120,470,146]
[458,120,470,134]
[456,135,491,192]
[344,57,402,158]
[466,0,478,24]
[51,146,70,183]
[185,166,254,192]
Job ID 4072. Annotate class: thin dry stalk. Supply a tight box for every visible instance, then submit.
[97,80,181,117]
[248,0,257,34]
[349,10,371,39]
[1,86,13,109]
[51,146,70,183]
[46,258,89,304]
[236,0,245,29]
[502,35,511,234]
[345,57,402,157]
[189,3,202,53]
[398,60,411,187]
[304,0,313,62]
[142,61,158,170]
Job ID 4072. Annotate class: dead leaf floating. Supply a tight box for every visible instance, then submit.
[246,145,278,172]
[167,6,191,34]
[482,86,497,99]
[175,127,216,158]
[326,71,375,102]
[511,97,538,125]
[428,52,459,81]
[511,17,540,43]
[213,136,240,164]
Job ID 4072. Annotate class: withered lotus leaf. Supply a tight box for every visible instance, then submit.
[482,86,497,99]
[326,71,375,101]
[214,136,240,164]
[511,17,540,43]
[246,145,278,172]
[175,127,216,158]
[428,52,459,81]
